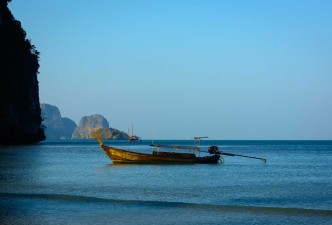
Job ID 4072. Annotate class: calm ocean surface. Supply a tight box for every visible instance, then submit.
[0,140,331,224]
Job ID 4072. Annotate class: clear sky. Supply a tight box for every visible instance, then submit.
[9,0,332,140]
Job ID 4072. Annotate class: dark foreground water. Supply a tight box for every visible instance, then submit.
[0,140,331,224]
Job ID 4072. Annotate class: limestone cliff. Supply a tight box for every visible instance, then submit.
[72,114,129,140]
[0,0,45,144]
[41,104,77,140]
[62,117,77,139]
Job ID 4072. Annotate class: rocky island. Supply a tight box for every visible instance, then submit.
[72,114,129,140]
[41,104,128,140]
[41,104,77,140]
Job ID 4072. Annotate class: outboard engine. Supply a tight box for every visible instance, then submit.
[208,146,221,155]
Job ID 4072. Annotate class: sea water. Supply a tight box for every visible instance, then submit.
[0,140,331,224]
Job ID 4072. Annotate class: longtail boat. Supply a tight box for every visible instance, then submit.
[94,132,221,164]
[94,132,267,164]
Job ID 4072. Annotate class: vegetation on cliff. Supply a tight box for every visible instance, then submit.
[0,0,45,144]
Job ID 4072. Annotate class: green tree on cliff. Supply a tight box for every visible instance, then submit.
[0,0,45,144]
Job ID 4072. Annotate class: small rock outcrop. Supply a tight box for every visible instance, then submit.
[41,104,77,140]
[97,127,129,140]
[72,114,129,140]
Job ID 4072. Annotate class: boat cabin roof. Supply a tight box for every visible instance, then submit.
[150,144,200,150]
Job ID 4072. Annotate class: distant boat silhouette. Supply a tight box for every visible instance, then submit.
[128,124,141,142]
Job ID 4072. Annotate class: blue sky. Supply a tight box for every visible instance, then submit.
[9,0,332,139]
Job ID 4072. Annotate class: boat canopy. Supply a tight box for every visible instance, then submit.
[150,144,200,150]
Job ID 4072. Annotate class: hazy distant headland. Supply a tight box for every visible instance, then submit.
[40,104,76,140]
[0,0,45,144]
[41,104,128,140]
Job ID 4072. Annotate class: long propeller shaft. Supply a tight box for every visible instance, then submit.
[221,152,267,163]
[199,148,267,163]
